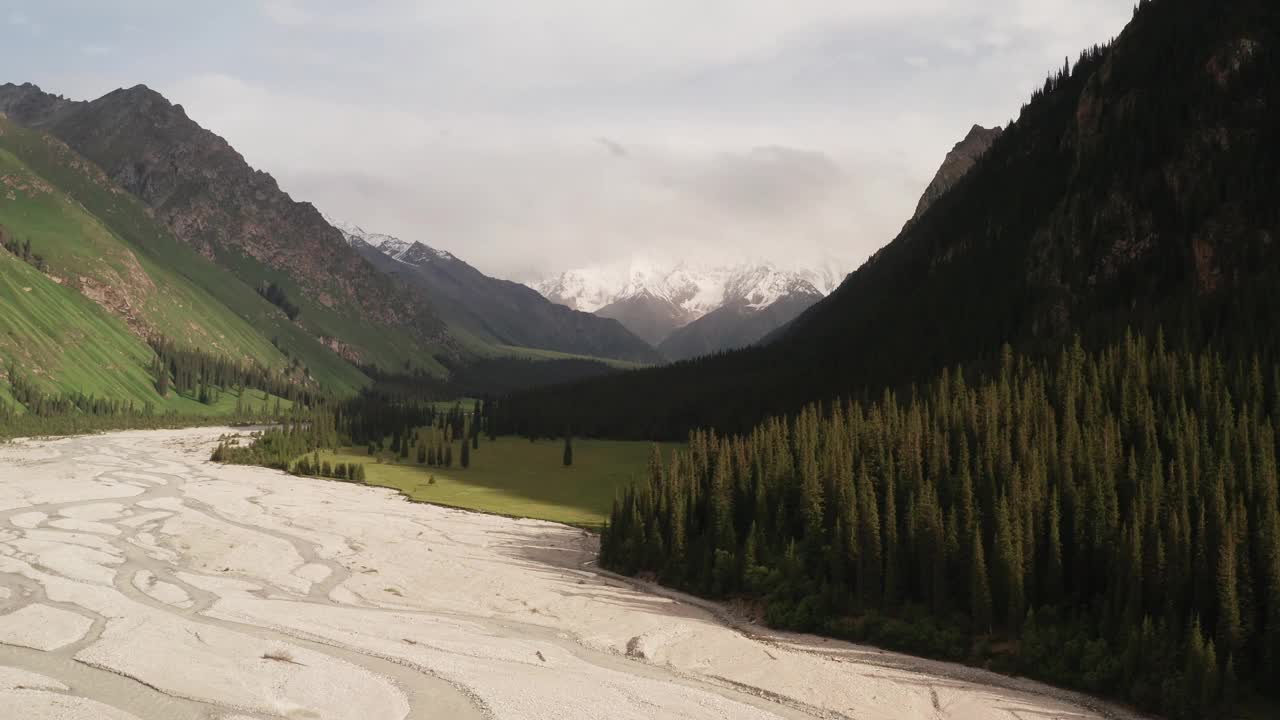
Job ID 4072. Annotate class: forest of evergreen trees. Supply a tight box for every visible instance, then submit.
[210,391,493,481]
[256,281,301,321]
[0,229,47,272]
[601,334,1279,718]
[212,413,342,471]
[148,336,323,407]
[0,336,321,439]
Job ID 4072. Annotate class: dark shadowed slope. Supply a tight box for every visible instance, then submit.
[658,289,823,361]
[336,221,663,364]
[498,0,1280,439]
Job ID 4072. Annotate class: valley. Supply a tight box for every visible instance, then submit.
[0,0,1277,718]
[0,427,1139,720]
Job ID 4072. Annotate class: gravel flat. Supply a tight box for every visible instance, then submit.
[0,428,1144,720]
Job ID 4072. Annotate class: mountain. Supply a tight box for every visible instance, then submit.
[0,113,366,408]
[0,82,448,374]
[499,0,1280,439]
[907,124,1003,224]
[538,260,842,351]
[331,220,663,364]
[657,268,824,361]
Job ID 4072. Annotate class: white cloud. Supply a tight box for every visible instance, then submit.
[9,10,40,34]
[17,1,1135,282]
[260,0,312,26]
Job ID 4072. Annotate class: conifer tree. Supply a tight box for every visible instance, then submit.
[971,523,993,634]
[1217,531,1243,658]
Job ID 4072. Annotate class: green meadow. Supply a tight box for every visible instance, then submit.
[313,435,681,529]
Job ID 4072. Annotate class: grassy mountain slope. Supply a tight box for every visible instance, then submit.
[0,83,449,375]
[499,0,1280,439]
[0,250,260,415]
[0,117,374,408]
[0,116,370,394]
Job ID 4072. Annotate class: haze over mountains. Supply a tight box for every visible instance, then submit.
[502,0,1280,439]
[332,219,662,364]
[0,80,664,399]
[0,69,1004,407]
[538,259,844,357]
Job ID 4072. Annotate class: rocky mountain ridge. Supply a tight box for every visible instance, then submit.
[333,220,664,364]
[909,124,1003,224]
[537,259,842,350]
[0,81,446,369]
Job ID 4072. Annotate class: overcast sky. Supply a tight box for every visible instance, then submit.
[7,1,1132,282]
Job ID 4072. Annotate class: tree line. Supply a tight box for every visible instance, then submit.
[0,338,313,438]
[210,414,359,480]
[211,395,493,480]
[148,335,323,407]
[256,281,301,321]
[0,228,47,272]
[601,333,1280,718]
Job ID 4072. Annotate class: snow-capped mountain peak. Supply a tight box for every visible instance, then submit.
[537,258,839,319]
[724,264,823,310]
[326,215,455,265]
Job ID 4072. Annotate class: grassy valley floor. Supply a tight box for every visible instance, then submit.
[312,436,679,528]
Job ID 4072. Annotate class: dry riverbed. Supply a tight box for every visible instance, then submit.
[0,428,1142,720]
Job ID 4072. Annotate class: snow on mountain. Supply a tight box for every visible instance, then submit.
[326,216,455,265]
[723,265,822,310]
[538,258,838,320]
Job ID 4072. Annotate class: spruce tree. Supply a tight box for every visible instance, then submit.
[971,522,992,634]
[1217,531,1243,658]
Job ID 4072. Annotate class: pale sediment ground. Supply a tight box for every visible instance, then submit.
[0,428,1147,720]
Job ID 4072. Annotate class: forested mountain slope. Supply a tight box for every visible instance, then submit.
[603,336,1280,719]
[499,0,1280,439]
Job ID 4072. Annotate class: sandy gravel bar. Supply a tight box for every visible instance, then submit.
[0,428,1147,719]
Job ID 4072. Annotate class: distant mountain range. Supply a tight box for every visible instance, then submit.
[538,260,844,359]
[331,220,662,364]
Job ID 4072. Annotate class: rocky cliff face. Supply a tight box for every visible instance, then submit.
[0,83,444,348]
[909,124,1003,224]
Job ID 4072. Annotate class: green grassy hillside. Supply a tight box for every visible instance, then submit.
[0,250,288,415]
[0,117,370,398]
